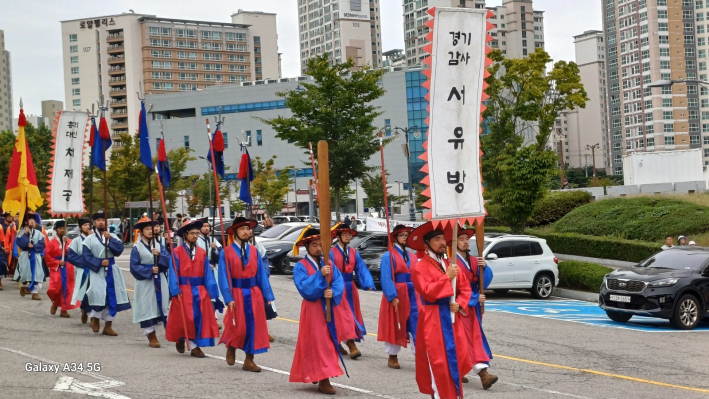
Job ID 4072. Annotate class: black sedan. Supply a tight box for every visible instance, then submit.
[599,247,709,330]
[284,232,415,287]
[262,225,320,274]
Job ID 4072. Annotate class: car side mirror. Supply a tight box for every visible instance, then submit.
[360,243,368,249]
[486,253,498,261]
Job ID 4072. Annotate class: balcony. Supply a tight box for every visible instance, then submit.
[108,55,125,65]
[106,33,124,43]
[111,109,128,117]
[109,88,127,96]
[107,45,125,54]
[111,121,128,130]
[108,78,126,87]
[109,99,127,108]
[108,67,126,76]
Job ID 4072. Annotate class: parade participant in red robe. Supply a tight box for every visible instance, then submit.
[45,220,79,317]
[219,217,275,372]
[329,223,376,359]
[377,224,419,369]
[290,227,348,395]
[451,227,497,389]
[0,211,12,290]
[166,219,222,358]
[409,222,472,399]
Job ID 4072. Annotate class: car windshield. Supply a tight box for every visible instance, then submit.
[637,250,709,270]
[469,241,492,257]
[260,224,292,239]
[350,233,373,248]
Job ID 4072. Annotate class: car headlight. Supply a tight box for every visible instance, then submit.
[647,278,679,288]
[266,248,282,254]
[602,275,608,290]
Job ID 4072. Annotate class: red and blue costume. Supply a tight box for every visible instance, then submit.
[45,236,79,312]
[457,252,493,370]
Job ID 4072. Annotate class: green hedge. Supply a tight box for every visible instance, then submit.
[555,197,709,241]
[482,226,660,263]
[558,261,613,292]
[528,191,593,227]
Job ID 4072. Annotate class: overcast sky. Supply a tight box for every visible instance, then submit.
[0,0,601,116]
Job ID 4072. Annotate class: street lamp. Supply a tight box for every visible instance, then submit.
[198,156,213,219]
[586,143,600,186]
[393,125,419,222]
[647,79,709,88]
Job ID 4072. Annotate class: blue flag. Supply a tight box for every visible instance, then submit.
[138,101,153,169]
[157,138,172,188]
[91,116,112,171]
[237,146,254,205]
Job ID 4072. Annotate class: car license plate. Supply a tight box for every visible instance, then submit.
[610,294,631,303]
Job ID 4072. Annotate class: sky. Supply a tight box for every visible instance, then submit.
[0,0,602,116]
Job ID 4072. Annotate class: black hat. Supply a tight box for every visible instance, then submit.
[92,211,107,221]
[78,218,91,227]
[176,219,204,237]
[176,213,183,218]
[1,212,10,217]
[134,216,159,231]
[331,222,358,238]
[54,220,66,229]
[226,217,258,235]
[293,226,322,256]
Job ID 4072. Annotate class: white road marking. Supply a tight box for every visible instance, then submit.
[500,382,595,398]
[203,354,399,399]
[0,304,44,317]
[1,347,129,398]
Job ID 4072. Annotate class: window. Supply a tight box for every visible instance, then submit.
[685,10,695,19]
[691,135,700,143]
[659,35,669,44]
[690,98,699,107]
[658,10,668,19]
[663,111,673,120]
[179,83,198,91]
[71,78,79,85]
[72,99,80,107]
[664,123,674,132]
[647,137,655,146]
[178,72,198,81]
[660,48,670,57]
[665,136,675,145]
[184,135,190,150]
[257,130,262,146]
[149,39,171,48]
[150,27,160,36]
[152,82,173,90]
[178,62,198,70]
[246,130,252,146]
[223,132,228,149]
[176,29,196,38]
[69,34,77,42]
[687,48,696,57]
[178,51,197,60]
[70,45,78,53]
[511,241,532,257]
[489,242,512,258]
[70,56,78,63]
[72,88,80,96]
[151,61,173,69]
[226,32,236,41]
[689,85,699,94]
[152,71,173,80]
[200,100,288,115]
[71,67,79,74]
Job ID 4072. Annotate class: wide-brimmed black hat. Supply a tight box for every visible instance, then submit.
[331,222,358,239]
[177,219,204,237]
[54,220,66,229]
[92,211,107,221]
[1,211,10,217]
[22,209,41,225]
[293,226,322,256]
[135,216,160,231]
[78,218,91,227]
[226,217,258,235]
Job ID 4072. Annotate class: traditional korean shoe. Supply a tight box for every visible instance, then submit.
[50,304,58,315]
[147,331,160,348]
[346,339,361,359]
[242,354,262,372]
[339,343,348,355]
[60,310,70,318]
[318,378,336,395]
[176,341,185,353]
[190,347,205,358]
[20,286,26,297]
[32,293,42,301]
[269,334,275,343]
[218,323,223,331]
[102,321,118,336]
[478,369,498,390]
[462,376,469,383]
[226,346,236,366]
[90,317,100,333]
[81,310,88,324]
[388,355,400,369]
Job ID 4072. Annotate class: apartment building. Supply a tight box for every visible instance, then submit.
[297,0,383,73]
[41,100,64,120]
[554,31,609,171]
[402,0,544,66]
[61,11,279,144]
[0,29,12,132]
[603,0,702,175]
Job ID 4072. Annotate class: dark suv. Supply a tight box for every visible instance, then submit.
[599,247,709,330]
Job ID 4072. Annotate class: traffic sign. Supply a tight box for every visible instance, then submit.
[125,201,150,208]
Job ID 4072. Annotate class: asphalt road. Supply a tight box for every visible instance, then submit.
[1,250,708,399]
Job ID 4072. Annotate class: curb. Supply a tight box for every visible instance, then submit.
[552,287,599,303]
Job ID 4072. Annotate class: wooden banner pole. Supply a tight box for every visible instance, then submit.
[316,141,332,322]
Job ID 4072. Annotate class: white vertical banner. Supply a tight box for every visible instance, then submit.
[49,111,90,216]
[424,8,488,224]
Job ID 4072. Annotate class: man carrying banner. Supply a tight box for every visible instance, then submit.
[453,226,497,389]
[330,222,375,359]
[68,218,92,324]
[0,212,15,290]
[197,217,223,327]
[130,217,171,348]
[409,222,472,399]
[377,224,419,369]
[289,226,347,395]
[83,211,131,336]
[45,220,79,317]
[218,217,274,372]
[15,210,45,300]
[166,219,221,358]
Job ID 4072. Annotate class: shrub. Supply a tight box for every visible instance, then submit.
[529,229,659,263]
[528,190,593,227]
[555,197,709,242]
[558,261,613,292]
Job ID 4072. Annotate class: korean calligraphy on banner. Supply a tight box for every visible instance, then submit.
[48,111,90,216]
[419,7,492,227]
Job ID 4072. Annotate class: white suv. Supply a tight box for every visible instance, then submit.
[473,235,559,299]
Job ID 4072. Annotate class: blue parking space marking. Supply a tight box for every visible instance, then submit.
[486,299,709,333]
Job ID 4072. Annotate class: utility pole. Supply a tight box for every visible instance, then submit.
[557,129,565,187]
[587,143,600,186]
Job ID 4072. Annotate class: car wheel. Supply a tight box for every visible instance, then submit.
[493,289,509,295]
[670,294,701,330]
[281,257,295,275]
[605,310,632,323]
[529,273,554,300]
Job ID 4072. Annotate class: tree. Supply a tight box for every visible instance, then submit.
[186,193,201,217]
[160,147,194,213]
[360,172,407,217]
[251,156,293,217]
[330,184,355,215]
[260,53,389,222]
[481,49,588,233]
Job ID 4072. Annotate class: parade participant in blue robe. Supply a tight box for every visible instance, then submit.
[82,211,131,336]
[130,217,171,348]
[68,218,93,324]
[15,210,45,300]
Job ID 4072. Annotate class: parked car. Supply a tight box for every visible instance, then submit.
[262,225,320,273]
[272,216,301,225]
[256,222,311,244]
[599,247,709,330]
[283,232,415,285]
[208,221,264,245]
[297,216,320,223]
[480,235,559,299]
[66,224,80,240]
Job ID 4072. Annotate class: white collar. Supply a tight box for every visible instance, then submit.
[427,249,446,269]
[306,253,322,268]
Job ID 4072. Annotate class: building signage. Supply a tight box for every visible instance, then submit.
[337,0,370,21]
[79,18,116,29]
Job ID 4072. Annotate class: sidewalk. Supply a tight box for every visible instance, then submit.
[556,253,636,270]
